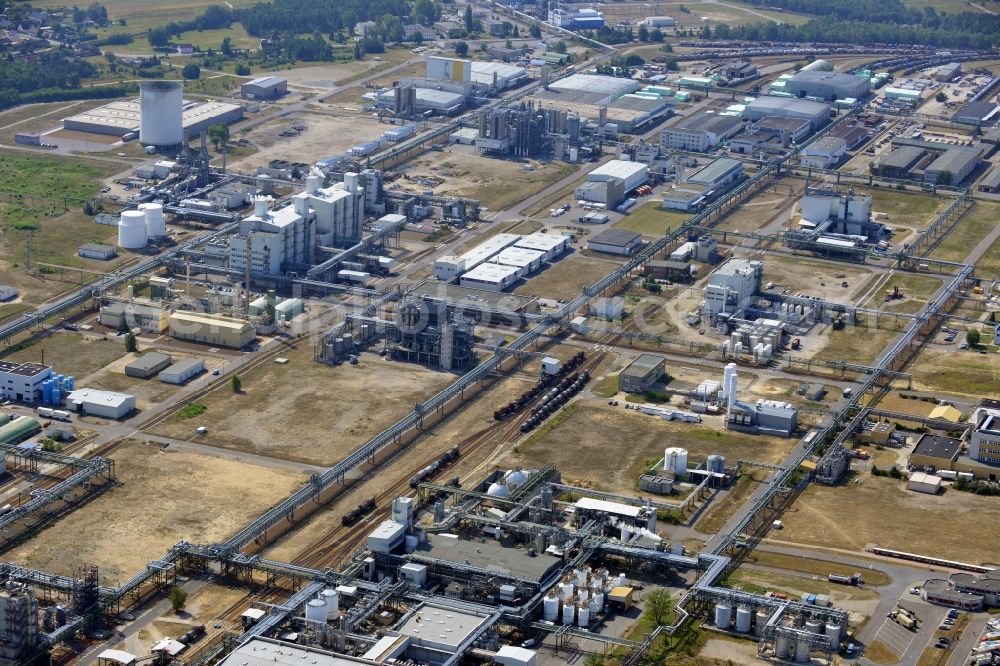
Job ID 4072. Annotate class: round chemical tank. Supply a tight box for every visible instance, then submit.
[825,623,841,645]
[801,59,833,72]
[795,638,810,663]
[578,588,589,603]
[774,635,791,659]
[592,592,604,612]
[735,606,752,632]
[805,620,823,634]
[320,589,339,619]
[755,609,769,635]
[560,582,574,601]
[714,603,732,628]
[505,469,528,487]
[542,595,559,621]
[118,210,148,249]
[574,568,587,586]
[486,482,509,498]
[617,573,626,587]
[588,598,599,616]
[305,598,326,623]
[561,602,575,625]
[707,454,726,474]
[663,447,688,475]
[139,80,183,147]
[139,203,166,238]
[577,604,590,627]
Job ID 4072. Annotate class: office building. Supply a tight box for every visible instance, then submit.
[0,361,53,404]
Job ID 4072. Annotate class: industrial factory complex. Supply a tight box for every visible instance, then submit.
[1,7,1000,666]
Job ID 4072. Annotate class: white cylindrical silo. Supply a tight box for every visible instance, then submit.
[775,635,791,658]
[305,599,326,623]
[825,623,842,645]
[577,604,590,627]
[806,620,823,634]
[561,601,575,625]
[118,210,148,249]
[139,203,165,238]
[714,603,732,628]
[592,592,604,612]
[542,595,559,622]
[735,606,752,632]
[306,173,321,195]
[722,362,736,398]
[139,80,183,147]
[727,373,738,411]
[560,582,574,601]
[320,589,339,620]
[617,573,626,587]
[795,638,810,663]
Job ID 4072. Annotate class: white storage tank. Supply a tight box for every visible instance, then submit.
[561,601,575,625]
[735,606,752,632]
[755,609,769,635]
[139,203,165,238]
[775,635,791,659]
[542,595,559,621]
[795,638,810,663]
[118,210,148,249]
[139,80,183,146]
[305,598,326,623]
[806,620,823,634]
[714,603,732,628]
[617,573,626,587]
[664,447,688,475]
[707,454,726,474]
[560,581,574,601]
[577,604,590,627]
[320,589,339,619]
[825,623,841,645]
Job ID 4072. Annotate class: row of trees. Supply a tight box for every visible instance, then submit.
[236,0,410,38]
[147,5,235,48]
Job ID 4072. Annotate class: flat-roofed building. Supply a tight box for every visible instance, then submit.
[875,146,927,179]
[78,242,117,261]
[240,76,287,100]
[619,353,665,394]
[587,228,643,256]
[124,352,172,379]
[490,247,544,277]
[800,136,847,169]
[745,97,832,130]
[979,166,1000,194]
[168,312,255,348]
[100,302,168,333]
[786,70,870,101]
[660,112,743,152]
[514,232,569,261]
[459,262,521,291]
[63,98,243,139]
[65,388,135,419]
[0,361,53,404]
[909,434,961,471]
[923,148,980,186]
[754,116,812,144]
[829,124,869,150]
[158,358,206,385]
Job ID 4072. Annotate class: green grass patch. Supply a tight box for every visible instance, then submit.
[591,373,620,398]
[177,404,207,420]
[855,186,946,221]
[975,230,1000,278]
[613,202,690,236]
[930,202,1000,263]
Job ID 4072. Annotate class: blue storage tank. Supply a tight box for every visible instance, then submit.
[51,386,61,405]
[41,381,52,405]
[66,376,74,391]
[56,374,65,390]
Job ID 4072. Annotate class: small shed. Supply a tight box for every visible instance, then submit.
[908,471,943,495]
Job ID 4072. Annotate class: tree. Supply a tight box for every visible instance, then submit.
[967,327,981,347]
[124,331,137,353]
[553,40,566,54]
[638,23,649,41]
[169,586,188,613]
[221,36,232,55]
[644,588,672,626]
[104,52,117,74]
[583,654,604,666]
[207,122,229,149]
[529,22,542,38]
[412,0,440,26]
[935,91,947,102]
[182,63,201,80]
[463,3,473,32]
[147,27,171,48]
[454,40,469,57]
[231,374,241,393]
[235,63,251,75]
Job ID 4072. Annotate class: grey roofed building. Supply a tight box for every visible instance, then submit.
[124,352,172,379]
[745,96,831,129]
[879,146,926,170]
[670,112,743,135]
[588,228,642,248]
[923,147,980,186]
[829,124,868,149]
[686,157,742,185]
[954,100,999,126]
[913,434,962,461]
[410,535,561,582]
[979,166,1000,192]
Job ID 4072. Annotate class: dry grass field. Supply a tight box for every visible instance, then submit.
[2,440,306,583]
[516,254,622,301]
[150,345,454,466]
[779,473,1000,565]
[2,332,129,379]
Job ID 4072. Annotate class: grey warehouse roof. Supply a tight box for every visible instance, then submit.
[980,166,1000,189]
[789,70,864,86]
[925,148,980,173]
[687,157,742,184]
[589,228,642,247]
[670,112,743,134]
[747,96,831,116]
[125,352,172,372]
[879,146,926,169]
[913,434,962,461]
[412,536,561,582]
[755,116,811,131]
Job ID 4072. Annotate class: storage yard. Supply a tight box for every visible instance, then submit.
[2,439,306,582]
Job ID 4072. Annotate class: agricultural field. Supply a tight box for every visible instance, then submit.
[779,472,1000,565]
[93,0,259,32]
[150,344,454,466]
[508,402,797,494]
[2,439,306,583]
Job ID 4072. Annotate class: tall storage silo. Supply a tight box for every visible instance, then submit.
[118,210,148,249]
[140,81,183,147]
[139,203,166,238]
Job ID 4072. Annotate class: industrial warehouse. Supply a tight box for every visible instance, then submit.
[0,14,999,666]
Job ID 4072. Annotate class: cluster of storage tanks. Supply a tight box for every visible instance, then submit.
[118,203,166,249]
[304,588,341,623]
[39,374,74,406]
[541,568,623,628]
[714,602,842,663]
[722,335,774,365]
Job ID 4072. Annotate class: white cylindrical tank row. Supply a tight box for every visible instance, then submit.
[714,603,732,628]
[305,598,326,623]
[139,80,183,147]
[320,589,339,620]
[542,595,559,621]
[118,210,148,249]
[577,604,590,627]
[562,602,575,625]
[795,638,810,663]
[138,203,165,238]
